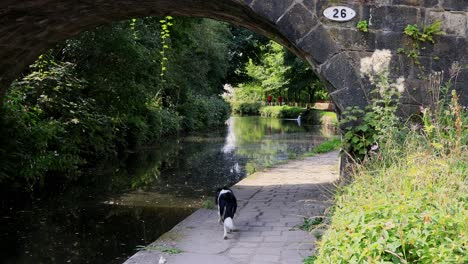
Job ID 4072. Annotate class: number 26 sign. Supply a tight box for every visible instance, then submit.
[323,6,356,22]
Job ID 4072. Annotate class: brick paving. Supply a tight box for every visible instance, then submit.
[124,151,339,264]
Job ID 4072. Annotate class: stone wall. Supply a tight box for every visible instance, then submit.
[0,0,466,112]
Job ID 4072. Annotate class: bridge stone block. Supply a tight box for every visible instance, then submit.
[277,3,317,43]
[330,86,369,112]
[297,24,339,64]
[454,82,468,105]
[370,6,420,31]
[427,11,467,37]
[392,0,421,7]
[421,0,440,8]
[320,52,366,101]
[329,27,376,51]
[250,0,295,23]
[375,31,405,50]
[441,0,468,11]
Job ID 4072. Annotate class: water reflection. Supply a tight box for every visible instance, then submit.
[0,116,337,264]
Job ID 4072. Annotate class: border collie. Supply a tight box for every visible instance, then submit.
[215,187,237,239]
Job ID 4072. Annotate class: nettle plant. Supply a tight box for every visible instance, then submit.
[340,50,404,160]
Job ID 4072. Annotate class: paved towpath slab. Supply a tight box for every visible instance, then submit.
[124,151,339,264]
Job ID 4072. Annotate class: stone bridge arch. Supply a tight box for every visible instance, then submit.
[0,0,467,113]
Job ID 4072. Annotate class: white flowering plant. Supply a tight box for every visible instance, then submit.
[340,50,405,160]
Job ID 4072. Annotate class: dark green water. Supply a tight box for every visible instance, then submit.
[0,116,337,264]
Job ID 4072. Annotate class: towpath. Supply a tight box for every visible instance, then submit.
[124,151,339,264]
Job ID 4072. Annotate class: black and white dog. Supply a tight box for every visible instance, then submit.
[215,187,237,239]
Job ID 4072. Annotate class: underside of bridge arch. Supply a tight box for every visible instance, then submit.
[1,0,467,113]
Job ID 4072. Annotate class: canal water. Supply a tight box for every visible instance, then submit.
[0,116,337,264]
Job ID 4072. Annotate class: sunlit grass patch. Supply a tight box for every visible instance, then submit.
[313,149,467,263]
[305,138,341,157]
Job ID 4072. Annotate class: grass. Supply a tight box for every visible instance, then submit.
[311,135,467,263]
[304,138,341,157]
[135,245,183,254]
[308,87,467,263]
[303,255,317,264]
[319,111,338,126]
[202,199,215,209]
[299,216,324,232]
[259,105,304,118]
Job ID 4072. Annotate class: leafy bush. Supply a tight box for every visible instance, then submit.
[0,18,236,192]
[0,59,92,189]
[231,102,262,116]
[259,105,304,118]
[178,94,230,131]
[314,145,467,263]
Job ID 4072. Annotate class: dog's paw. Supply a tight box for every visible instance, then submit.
[223,235,228,240]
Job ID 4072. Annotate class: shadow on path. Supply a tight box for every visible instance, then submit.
[124,151,339,264]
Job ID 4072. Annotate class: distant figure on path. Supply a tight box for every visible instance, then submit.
[267,95,272,105]
[278,96,283,106]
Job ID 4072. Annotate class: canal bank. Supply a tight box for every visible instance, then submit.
[124,150,339,264]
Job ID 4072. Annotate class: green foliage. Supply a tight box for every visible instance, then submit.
[305,138,341,157]
[178,94,230,131]
[404,21,445,44]
[228,38,329,109]
[419,71,467,154]
[0,59,92,189]
[161,18,233,106]
[228,83,263,115]
[246,42,289,95]
[159,16,174,80]
[283,51,329,104]
[400,21,445,65]
[340,71,401,160]
[300,109,337,125]
[340,106,378,158]
[202,199,215,209]
[259,105,304,118]
[161,247,183,254]
[231,102,262,116]
[356,20,369,32]
[136,245,183,254]
[314,146,467,263]
[313,73,467,264]
[225,26,269,85]
[303,255,317,264]
[300,217,324,232]
[0,17,233,191]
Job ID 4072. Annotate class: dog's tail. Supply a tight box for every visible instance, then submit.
[224,217,234,230]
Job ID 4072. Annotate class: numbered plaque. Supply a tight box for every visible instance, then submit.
[323,6,356,22]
